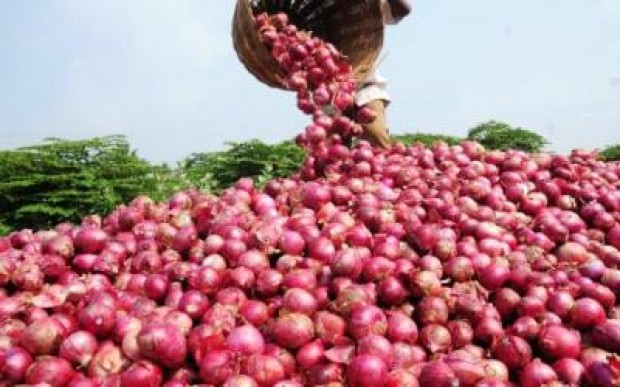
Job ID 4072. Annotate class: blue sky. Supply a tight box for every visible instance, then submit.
[1,1,619,163]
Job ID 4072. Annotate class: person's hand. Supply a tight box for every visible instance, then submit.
[387,0,412,21]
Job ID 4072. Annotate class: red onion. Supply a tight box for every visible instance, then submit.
[409,270,442,298]
[546,290,574,319]
[164,311,193,336]
[386,312,418,344]
[295,340,324,369]
[420,324,452,354]
[386,369,419,387]
[87,341,126,377]
[556,241,589,265]
[347,354,389,387]
[553,358,585,384]
[272,313,315,349]
[349,305,388,339]
[474,317,504,346]
[1,346,33,383]
[416,296,449,325]
[519,358,558,387]
[74,227,109,254]
[241,300,269,326]
[241,354,286,386]
[25,356,75,385]
[445,358,486,386]
[20,317,64,356]
[357,334,393,366]
[78,303,117,338]
[570,297,606,330]
[608,224,620,248]
[198,349,237,385]
[223,375,260,387]
[418,360,456,387]
[537,325,581,359]
[59,330,98,366]
[491,335,532,370]
[314,311,346,345]
[120,360,163,387]
[227,325,265,356]
[282,288,318,315]
[590,319,620,352]
[137,323,187,368]
[177,290,209,319]
[477,263,510,290]
[256,269,283,295]
[447,320,474,349]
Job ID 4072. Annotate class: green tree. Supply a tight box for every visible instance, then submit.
[467,120,548,152]
[599,144,620,162]
[182,139,305,192]
[393,132,462,147]
[0,135,180,232]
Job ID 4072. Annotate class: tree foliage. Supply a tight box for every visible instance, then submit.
[0,135,181,232]
[182,139,305,192]
[467,120,548,153]
[599,144,620,162]
[393,132,462,147]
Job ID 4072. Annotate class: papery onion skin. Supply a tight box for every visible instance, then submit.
[347,354,389,387]
[1,346,33,383]
[519,358,558,387]
[25,356,75,386]
[120,360,163,387]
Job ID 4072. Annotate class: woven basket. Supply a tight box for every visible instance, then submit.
[232,0,385,90]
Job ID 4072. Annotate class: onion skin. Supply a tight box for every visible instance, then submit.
[491,335,532,370]
[590,319,620,353]
[272,313,315,349]
[537,325,582,360]
[25,356,75,386]
[198,349,237,385]
[59,330,98,367]
[227,325,265,356]
[347,354,389,387]
[553,358,585,385]
[20,317,64,356]
[137,323,187,369]
[1,346,33,383]
[519,358,558,387]
[120,360,163,387]
[419,360,457,387]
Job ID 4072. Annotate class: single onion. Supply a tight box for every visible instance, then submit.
[491,335,532,370]
[199,349,237,385]
[349,305,388,339]
[553,358,585,385]
[347,354,389,387]
[1,346,33,383]
[120,360,163,387]
[569,297,606,330]
[387,312,418,344]
[241,354,286,387]
[272,313,315,349]
[519,358,558,387]
[418,360,456,387]
[59,330,98,366]
[590,319,620,352]
[227,325,265,356]
[137,323,187,368]
[20,318,64,356]
[420,324,452,354]
[295,340,325,370]
[23,356,73,386]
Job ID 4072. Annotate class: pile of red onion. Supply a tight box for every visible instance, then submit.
[1,11,620,386]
